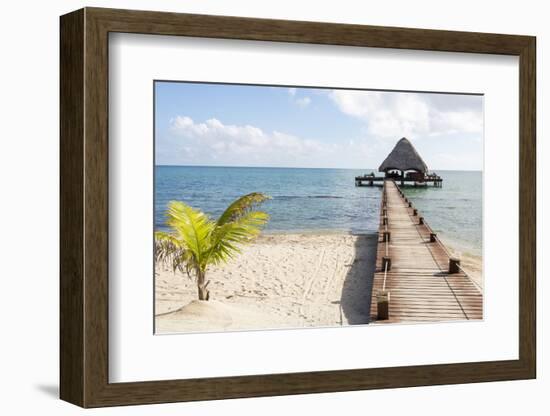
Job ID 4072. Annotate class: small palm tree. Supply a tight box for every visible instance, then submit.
[155,193,270,301]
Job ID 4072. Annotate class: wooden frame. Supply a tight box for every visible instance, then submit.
[60,7,536,408]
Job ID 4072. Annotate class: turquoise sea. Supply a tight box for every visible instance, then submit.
[155,166,482,256]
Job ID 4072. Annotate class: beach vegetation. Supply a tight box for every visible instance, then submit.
[155,193,270,301]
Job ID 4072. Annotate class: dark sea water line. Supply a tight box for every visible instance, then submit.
[155,166,482,256]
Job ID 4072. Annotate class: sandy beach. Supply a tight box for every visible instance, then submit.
[445,243,483,289]
[155,233,378,333]
[155,232,483,334]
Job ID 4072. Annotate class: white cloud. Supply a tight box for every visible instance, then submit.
[430,152,481,171]
[295,97,311,108]
[157,90,483,170]
[160,116,480,170]
[171,116,267,147]
[430,110,483,135]
[287,88,312,108]
[167,116,337,167]
[329,90,482,139]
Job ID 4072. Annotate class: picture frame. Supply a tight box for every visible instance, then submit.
[60,7,536,408]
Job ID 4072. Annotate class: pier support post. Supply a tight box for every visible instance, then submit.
[449,258,461,274]
[413,208,418,216]
[383,231,391,242]
[430,232,437,242]
[382,256,392,271]
[408,201,412,207]
[418,216,424,225]
[382,208,387,217]
[376,290,390,320]
[382,216,388,225]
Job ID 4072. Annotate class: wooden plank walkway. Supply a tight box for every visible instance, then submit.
[370,180,483,324]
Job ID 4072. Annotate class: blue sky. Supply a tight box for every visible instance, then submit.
[155,82,483,171]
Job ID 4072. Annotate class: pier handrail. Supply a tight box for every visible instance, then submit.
[395,184,483,293]
[382,260,389,291]
[372,178,482,323]
[381,180,390,291]
[417,218,482,291]
[382,221,389,291]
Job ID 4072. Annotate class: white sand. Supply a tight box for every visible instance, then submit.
[446,247,483,289]
[155,232,483,334]
[155,233,378,334]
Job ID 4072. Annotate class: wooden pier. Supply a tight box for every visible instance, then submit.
[370,180,482,324]
[355,174,443,187]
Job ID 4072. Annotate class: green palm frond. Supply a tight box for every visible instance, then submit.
[207,211,269,265]
[154,194,270,300]
[165,201,215,266]
[216,192,271,226]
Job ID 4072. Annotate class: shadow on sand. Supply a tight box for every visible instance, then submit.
[340,233,378,325]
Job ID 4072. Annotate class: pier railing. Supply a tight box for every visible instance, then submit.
[418,219,483,292]
[377,182,391,319]
[355,173,443,187]
[372,179,482,323]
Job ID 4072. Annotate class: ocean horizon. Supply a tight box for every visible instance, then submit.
[156,164,482,172]
[155,165,482,256]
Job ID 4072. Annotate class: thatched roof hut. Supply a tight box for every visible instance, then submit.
[378,137,428,174]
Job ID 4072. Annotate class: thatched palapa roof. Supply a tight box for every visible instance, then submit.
[378,137,428,173]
